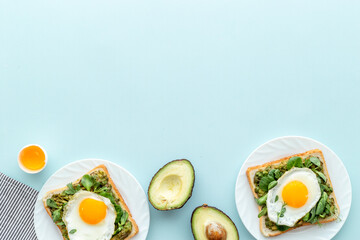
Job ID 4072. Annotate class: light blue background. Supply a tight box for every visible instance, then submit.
[0,0,359,239]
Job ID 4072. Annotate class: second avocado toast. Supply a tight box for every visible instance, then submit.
[246,149,339,237]
[43,165,138,240]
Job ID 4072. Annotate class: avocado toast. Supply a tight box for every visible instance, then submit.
[246,149,339,237]
[42,165,139,240]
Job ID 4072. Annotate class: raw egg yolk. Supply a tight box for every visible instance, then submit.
[79,198,107,224]
[19,145,46,170]
[282,180,308,208]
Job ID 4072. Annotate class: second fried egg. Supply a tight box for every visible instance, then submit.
[62,190,116,240]
[266,168,321,227]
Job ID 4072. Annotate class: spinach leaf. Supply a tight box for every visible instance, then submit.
[276,225,290,231]
[315,199,326,215]
[259,176,274,191]
[114,204,123,224]
[64,183,80,195]
[302,212,310,221]
[120,211,128,225]
[258,207,267,218]
[304,158,312,168]
[320,184,332,193]
[277,203,286,224]
[274,169,282,179]
[99,192,116,204]
[315,171,327,183]
[81,174,94,191]
[325,208,330,215]
[310,216,318,224]
[46,199,58,208]
[316,192,328,215]
[268,181,277,190]
[52,208,62,222]
[268,169,276,179]
[307,206,316,223]
[93,181,101,190]
[256,193,268,206]
[310,157,321,167]
[287,156,303,170]
[113,225,124,236]
[69,229,77,234]
[325,203,331,211]
[94,186,110,194]
[280,206,286,217]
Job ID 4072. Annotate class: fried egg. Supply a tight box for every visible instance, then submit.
[62,191,116,240]
[266,168,321,227]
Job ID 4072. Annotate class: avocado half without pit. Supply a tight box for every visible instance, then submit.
[148,159,195,210]
[191,204,239,240]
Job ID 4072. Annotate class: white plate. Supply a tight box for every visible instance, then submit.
[235,136,351,240]
[34,159,150,240]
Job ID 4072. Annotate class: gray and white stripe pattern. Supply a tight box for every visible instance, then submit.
[0,172,38,240]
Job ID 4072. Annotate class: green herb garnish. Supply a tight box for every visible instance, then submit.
[276,225,290,231]
[46,199,58,208]
[256,193,268,206]
[63,183,80,195]
[268,180,277,190]
[302,212,310,221]
[81,174,94,191]
[287,156,303,170]
[316,192,328,215]
[52,208,62,222]
[315,170,327,183]
[277,203,287,224]
[258,207,267,218]
[259,176,274,191]
[310,157,321,167]
[274,169,282,179]
[304,158,312,168]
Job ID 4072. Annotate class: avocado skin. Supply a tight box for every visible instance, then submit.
[191,204,240,240]
[147,159,195,211]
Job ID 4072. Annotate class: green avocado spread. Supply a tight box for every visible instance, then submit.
[46,170,132,240]
[253,155,337,232]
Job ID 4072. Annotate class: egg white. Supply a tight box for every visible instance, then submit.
[266,168,321,227]
[62,191,116,240]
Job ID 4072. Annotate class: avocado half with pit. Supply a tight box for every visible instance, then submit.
[191,204,239,240]
[148,159,195,210]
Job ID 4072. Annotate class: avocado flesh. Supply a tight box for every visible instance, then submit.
[191,205,239,240]
[148,159,195,210]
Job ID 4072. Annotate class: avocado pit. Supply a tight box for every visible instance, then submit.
[191,204,239,240]
[205,222,227,240]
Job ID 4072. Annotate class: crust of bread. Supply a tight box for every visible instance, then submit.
[246,149,340,237]
[42,164,139,240]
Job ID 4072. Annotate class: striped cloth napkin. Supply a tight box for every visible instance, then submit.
[0,172,38,240]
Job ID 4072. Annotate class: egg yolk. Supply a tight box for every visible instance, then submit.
[79,198,107,224]
[19,145,46,170]
[282,180,308,208]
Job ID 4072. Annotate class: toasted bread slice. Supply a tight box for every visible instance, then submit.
[42,165,139,240]
[246,149,340,237]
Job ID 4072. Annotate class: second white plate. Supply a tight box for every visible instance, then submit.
[34,159,150,240]
[235,136,351,240]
